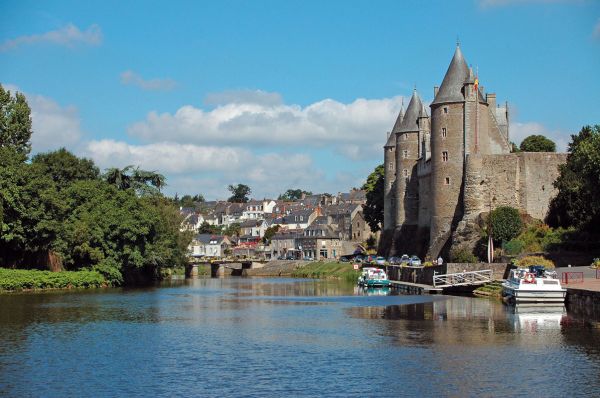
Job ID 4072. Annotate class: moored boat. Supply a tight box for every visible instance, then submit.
[358,267,391,288]
[502,266,566,304]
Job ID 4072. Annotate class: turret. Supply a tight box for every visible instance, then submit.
[429,45,470,257]
[383,102,404,230]
[395,89,424,227]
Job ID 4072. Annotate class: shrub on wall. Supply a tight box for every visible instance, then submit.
[504,239,525,255]
[450,246,478,263]
[516,255,555,269]
[489,206,523,244]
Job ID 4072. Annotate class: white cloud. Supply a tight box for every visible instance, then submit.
[3,84,83,153]
[120,70,177,91]
[510,121,569,151]
[204,89,283,106]
[128,92,405,161]
[0,23,102,52]
[593,18,600,39]
[82,140,327,199]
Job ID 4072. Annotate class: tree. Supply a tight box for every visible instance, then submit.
[547,125,600,233]
[103,166,166,196]
[362,164,384,232]
[489,206,522,244]
[278,189,312,201]
[262,224,280,244]
[198,221,221,235]
[31,148,99,190]
[0,84,33,157]
[223,222,241,237]
[228,184,251,203]
[519,135,556,152]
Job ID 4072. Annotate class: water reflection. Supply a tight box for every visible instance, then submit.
[1,278,600,397]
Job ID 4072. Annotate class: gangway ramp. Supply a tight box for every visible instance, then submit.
[433,269,493,288]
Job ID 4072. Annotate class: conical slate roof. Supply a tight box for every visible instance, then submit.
[398,90,423,133]
[431,46,469,105]
[385,101,404,147]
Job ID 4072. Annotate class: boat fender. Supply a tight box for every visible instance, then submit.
[524,273,536,284]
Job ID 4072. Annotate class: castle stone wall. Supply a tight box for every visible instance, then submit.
[464,153,566,221]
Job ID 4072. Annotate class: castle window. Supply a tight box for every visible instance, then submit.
[388,162,394,171]
[442,151,448,162]
[443,107,448,114]
[442,127,447,138]
[403,150,408,159]
[403,169,408,177]
[405,177,410,185]
[445,177,450,185]
[403,134,408,141]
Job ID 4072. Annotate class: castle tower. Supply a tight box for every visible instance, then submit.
[428,45,470,257]
[383,103,404,230]
[395,89,424,227]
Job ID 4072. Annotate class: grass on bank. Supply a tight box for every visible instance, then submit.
[291,261,361,283]
[473,280,503,297]
[0,268,107,292]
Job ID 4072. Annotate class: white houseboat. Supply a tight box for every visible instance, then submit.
[502,266,566,304]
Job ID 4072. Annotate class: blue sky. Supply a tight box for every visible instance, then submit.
[1,0,599,200]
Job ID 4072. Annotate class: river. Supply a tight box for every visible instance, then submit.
[1,277,599,397]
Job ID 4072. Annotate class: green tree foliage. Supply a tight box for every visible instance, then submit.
[278,189,312,201]
[0,85,33,157]
[104,165,166,195]
[198,221,221,235]
[228,183,251,203]
[0,148,64,268]
[519,134,556,152]
[547,125,600,233]
[178,194,205,208]
[489,206,523,244]
[32,148,99,190]
[362,164,384,232]
[223,222,241,237]
[262,224,280,244]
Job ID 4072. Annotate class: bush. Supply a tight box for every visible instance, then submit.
[0,268,106,291]
[450,247,478,263]
[504,239,525,255]
[519,135,556,152]
[516,255,555,269]
[591,258,600,269]
[489,206,523,244]
[92,259,123,285]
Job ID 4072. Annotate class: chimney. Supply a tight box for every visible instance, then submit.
[434,86,439,97]
[486,93,496,109]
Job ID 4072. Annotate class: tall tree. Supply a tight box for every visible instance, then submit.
[547,125,600,233]
[362,164,384,233]
[31,148,99,190]
[0,84,33,157]
[520,134,556,152]
[228,184,251,203]
[103,166,165,196]
[278,189,312,201]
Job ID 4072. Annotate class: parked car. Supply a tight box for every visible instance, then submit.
[400,254,410,265]
[375,256,387,265]
[409,255,422,266]
[388,256,399,265]
[339,256,351,262]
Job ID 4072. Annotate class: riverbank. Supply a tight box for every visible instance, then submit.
[291,261,360,282]
[0,268,107,292]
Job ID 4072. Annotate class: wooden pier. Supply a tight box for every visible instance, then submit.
[389,280,443,295]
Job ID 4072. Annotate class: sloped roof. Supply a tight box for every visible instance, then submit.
[385,103,405,148]
[398,90,424,133]
[431,46,469,106]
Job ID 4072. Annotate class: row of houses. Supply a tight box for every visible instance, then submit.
[183,190,372,261]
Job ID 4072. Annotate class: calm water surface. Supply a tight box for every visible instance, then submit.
[1,277,600,397]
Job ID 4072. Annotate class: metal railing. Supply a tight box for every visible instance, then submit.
[562,271,584,284]
[433,270,493,288]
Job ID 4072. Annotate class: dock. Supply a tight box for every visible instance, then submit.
[389,280,443,295]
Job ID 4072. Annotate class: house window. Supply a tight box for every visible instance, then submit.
[299,216,303,221]
[442,151,448,162]
[403,150,408,159]
[442,127,447,138]
[445,177,450,185]
[443,107,448,114]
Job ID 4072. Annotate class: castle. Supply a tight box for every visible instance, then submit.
[382,45,566,258]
